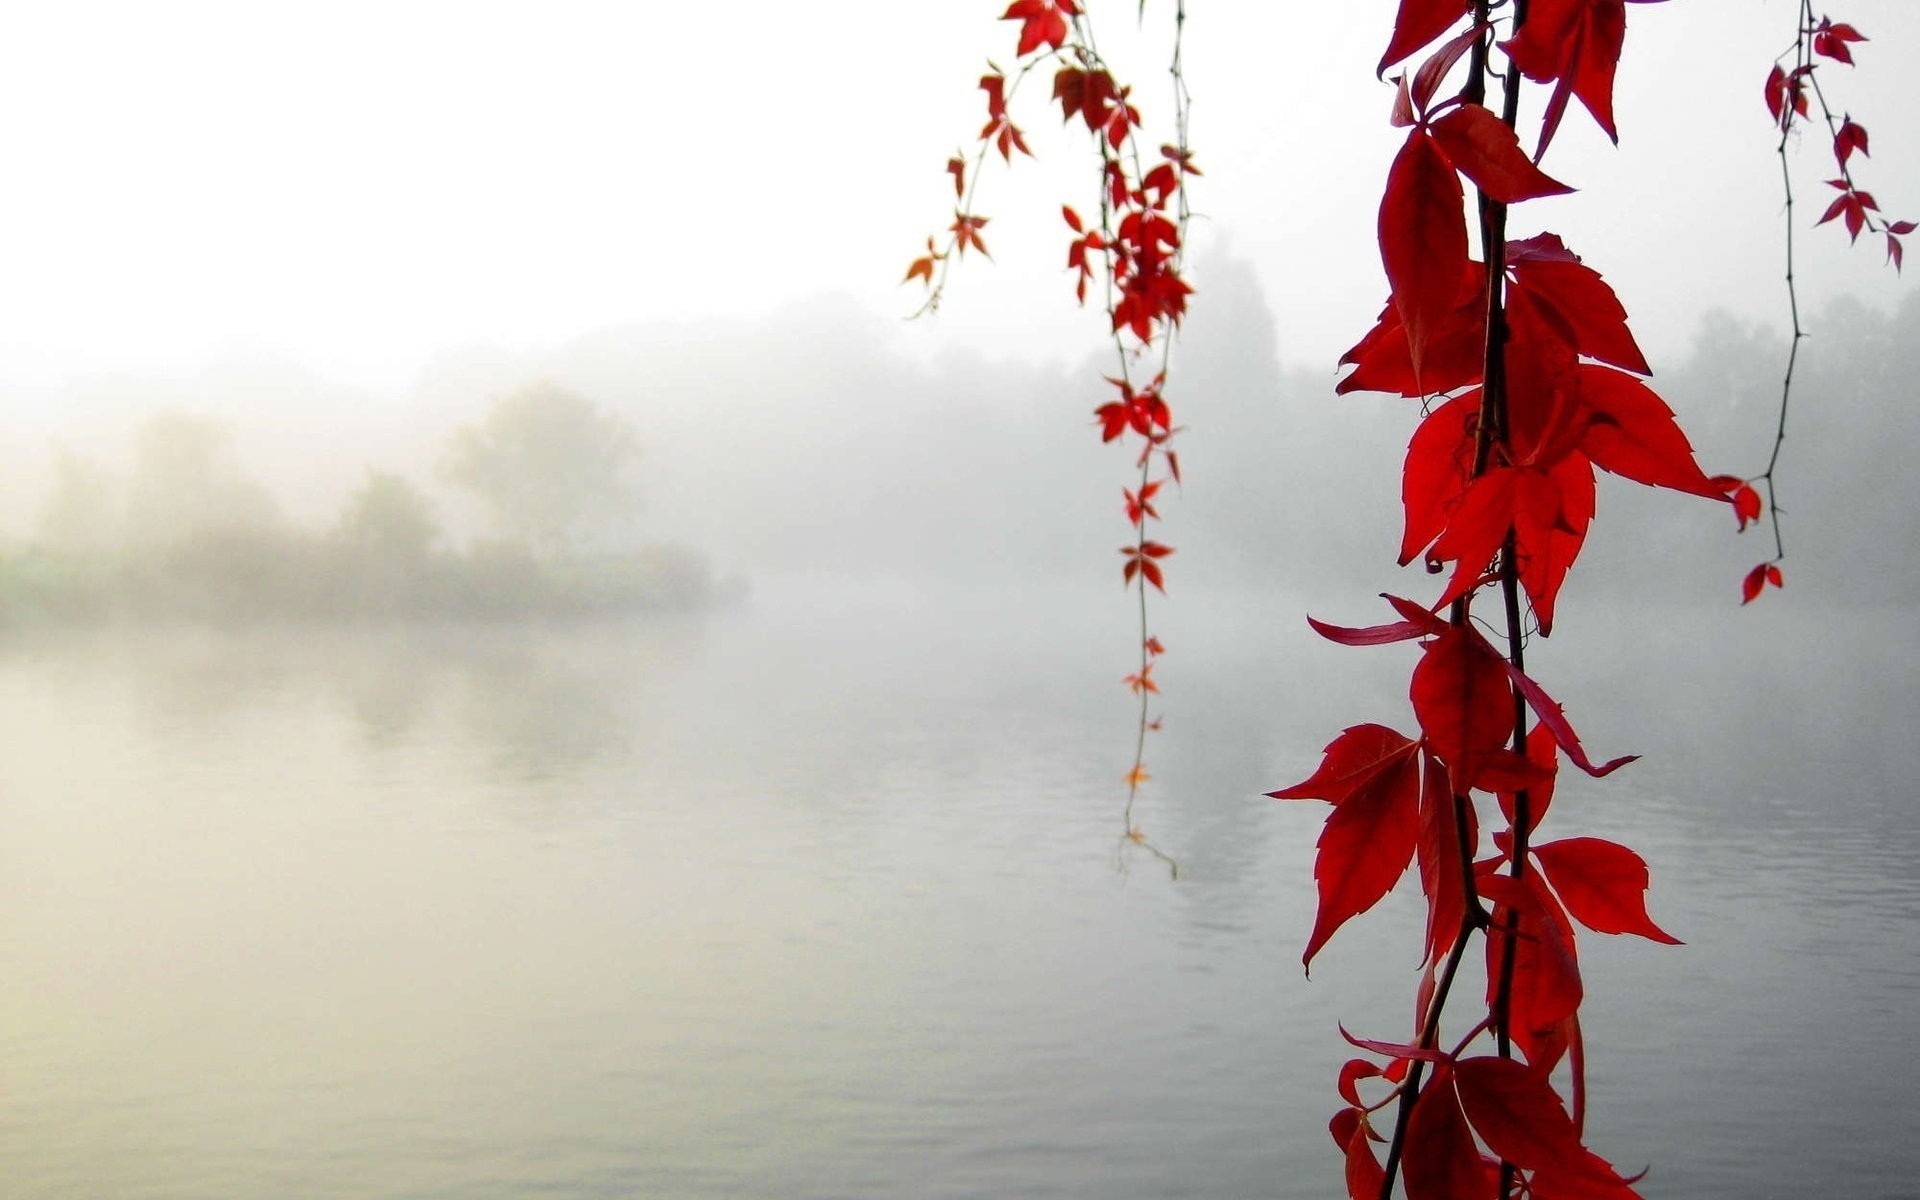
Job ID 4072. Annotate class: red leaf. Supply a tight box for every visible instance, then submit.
[1337,264,1489,397]
[1577,365,1721,499]
[1416,751,1477,965]
[1001,0,1076,57]
[1501,0,1628,153]
[1410,24,1485,116]
[1431,103,1574,204]
[1507,234,1651,376]
[1340,1111,1388,1200]
[1533,837,1680,944]
[1480,872,1584,1060]
[1453,1057,1643,1198]
[1381,129,1470,388]
[1338,1060,1386,1108]
[1718,479,1764,530]
[1501,657,1637,778]
[1308,614,1431,646]
[1340,1024,1455,1064]
[1813,17,1867,66]
[1271,726,1423,967]
[1496,722,1559,836]
[1834,116,1870,169]
[1403,1067,1498,1200]
[1401,391,1482,566]
[1409,627,1514,796]
[1379,0,1473,75]
[1427,466,1521,610]
[1741,561,1784,604]
[950,213,991,259]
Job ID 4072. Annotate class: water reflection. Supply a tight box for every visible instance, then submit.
[0,588,1912,1199]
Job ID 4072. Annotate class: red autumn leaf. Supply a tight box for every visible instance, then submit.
[1496,722,1559,836]
[1409,24,1486,117]
[1430,102,1575,204]
[1409,626,1514,796]
[1337,1059,1387,1108]
[1533,836,1681,944]
[1500,655,1637,778]
[1271,725,1423,967]
[1308,613,1431,647]
[1427,466,1521,609]
[903,257,935,287]
[1340,1112,1388,1200]
[1507,454,1595,636]
[1339,1024,1455,1064]
[1453,1056,1643,1198]
[1124,481,1163,525]
[979,72,1007,122]
[1381,128,1470,387]
[1401,391,1482,565]
[1741,561,1784,604]
[950,213,991,258]
[1712,475,1764,530]
[1812,17,1866,65]
[1834,116,1870,169]
[1120,542,1174,592]
[1507,234,1651,376]
[1403,1066,1499,1200]
[1765,63,1812,131]
[1479,872,1584,1052]
[1001,0,1077,57]
[1501,0,1628,154]
[1379,0,1473,75]
[1576,365,1722,500]
[1817,180,1879,242]
[1416,751,1477,965]
[1338,262,1488,397]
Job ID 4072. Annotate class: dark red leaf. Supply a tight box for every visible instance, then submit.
[1500,657,1637,778]
[1410,24,1486,115]
[1273,727,1424,967]
[1401,390,1482,566]
[1308,614,1431,646]
[1380,0,1474,75]
[1341,1111,1388,1200]
[1431,103,1574,203]
[1577,365,1722,499]
[1403,1067,1499,1200]
[1340,1024,1455,1063]
[1508,234,1651,376]
[1001,0,1076,56]
[1496,722,1559,835]
[1501,0,1628,153]
[1409,627,1514,795]
[1454,1056,1643,1198]
[1381,129,1470,387]
[1534,837,1681,944]
[1416,751,1477,965]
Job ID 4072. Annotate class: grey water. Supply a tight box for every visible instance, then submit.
[0,580,1913,1200]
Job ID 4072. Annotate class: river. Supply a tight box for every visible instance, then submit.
[0,580,1912,1198]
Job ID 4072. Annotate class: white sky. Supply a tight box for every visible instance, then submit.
[0,0,1912,393]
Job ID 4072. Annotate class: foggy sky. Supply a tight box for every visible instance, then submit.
[0,1,1912,394]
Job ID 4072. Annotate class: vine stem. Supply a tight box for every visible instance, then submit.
[1376,1,1534,1194]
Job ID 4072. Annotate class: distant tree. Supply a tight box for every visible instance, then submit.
[36,446,119,554]
[335,470,440,567]
[121,411,281,549]
[440,382,639,557]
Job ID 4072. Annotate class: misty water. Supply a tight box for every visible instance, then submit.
[0,580,1913,1200]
